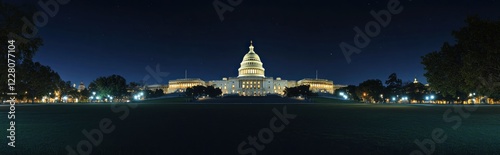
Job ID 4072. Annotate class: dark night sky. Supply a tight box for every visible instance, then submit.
[9,0,500,86]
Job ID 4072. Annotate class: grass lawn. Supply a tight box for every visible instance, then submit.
[1,100,499,154]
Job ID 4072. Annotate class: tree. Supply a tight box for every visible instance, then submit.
[185,86,222,98]
[206,86,222,97]
[403,81,427,103]
[57,80,73,98]
[356,79,385,103]
[422,16,500,102]
[284,85,313,98]
[77,88,91,102]
[334,85,359,101]
[385,73,403,102]
[153,89,164,98]
[89,75,127,98]
[0,1,44,101]
[0,1,44,62]
[17,61,60,103]
[185,85,207,98]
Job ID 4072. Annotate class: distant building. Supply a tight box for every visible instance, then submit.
[146,84,169,94]
[78,82,86,92]
[148,41,344,96]
[167,78,206,93]
[297,78,335,94]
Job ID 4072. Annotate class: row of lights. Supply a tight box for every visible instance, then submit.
[89,92,114,102]
[134,92,144,100]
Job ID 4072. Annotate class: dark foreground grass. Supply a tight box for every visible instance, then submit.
[1,102,500,155]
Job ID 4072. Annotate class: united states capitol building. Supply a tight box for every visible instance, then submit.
[147,41,345,96]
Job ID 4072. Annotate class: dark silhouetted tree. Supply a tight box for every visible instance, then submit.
[17,61,60,103]
[385,73,403,102]
[422,16,500,101]
[356,79,385,103]
[0,1,44,101]
[89,75,127,98]
[284,85,313,98]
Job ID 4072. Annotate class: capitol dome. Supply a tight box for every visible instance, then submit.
[238,41,265,78]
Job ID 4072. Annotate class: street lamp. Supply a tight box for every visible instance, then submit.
[93,92,96,96]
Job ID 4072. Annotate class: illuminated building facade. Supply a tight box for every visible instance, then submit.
[208,41,339,96]
[166,78,206,93]
[152,41,341,96]
[297,78,335,94]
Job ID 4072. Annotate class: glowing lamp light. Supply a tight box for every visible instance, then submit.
[430,95,435,100]
[425,96,429,100]
[392,97,396,101]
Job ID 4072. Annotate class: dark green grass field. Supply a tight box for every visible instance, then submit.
[1,98,500,154]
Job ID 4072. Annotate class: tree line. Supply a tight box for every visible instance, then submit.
[421,16,500,103]
[339,16,500,104]
[335,73,431,103]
